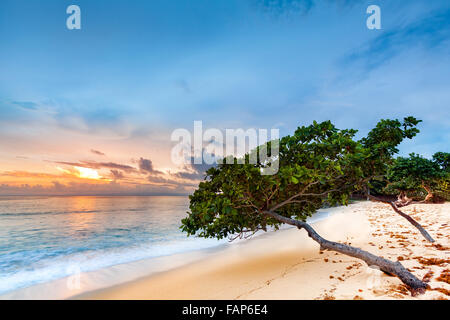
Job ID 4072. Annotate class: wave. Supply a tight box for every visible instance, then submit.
[0,237,225,295]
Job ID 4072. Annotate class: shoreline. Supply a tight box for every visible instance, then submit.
[75,201,372,300]
[78,201,449,300]
[2,201,448,300]
[0,205,344,300]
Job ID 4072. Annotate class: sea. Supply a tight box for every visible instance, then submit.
[0,195,335,298]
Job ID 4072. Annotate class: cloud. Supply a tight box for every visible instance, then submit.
[53,157,166,177]
[173,167,205,181]
[147,175,197,187]
[254,0,315,15]
[147,175,172,184]
[173,157,216,181]
[0,171,62,179]
[11,101,39,110]
[138,157,163,175]
[90,149,106,156]
[52,160,138,173]
[253,0,361,16]
[0,181,191,196]
[0,165,199,195]
[341,9,450,72]
[110,169,124,180]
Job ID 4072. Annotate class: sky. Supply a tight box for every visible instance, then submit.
[0,0,449,195]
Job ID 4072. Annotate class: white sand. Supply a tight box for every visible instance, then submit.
[78,201,450,300]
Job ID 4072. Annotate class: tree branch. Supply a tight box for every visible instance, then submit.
[368,195,435,243]
[269,180,329,211]
[262,210,427,295]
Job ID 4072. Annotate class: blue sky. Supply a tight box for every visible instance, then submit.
[0,0,449,195]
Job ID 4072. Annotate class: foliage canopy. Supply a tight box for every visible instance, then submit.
[385,152,450,200]
[181,117,421,240]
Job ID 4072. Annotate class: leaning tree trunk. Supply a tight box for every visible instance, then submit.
[422,183,434,203]
[368,195,435,243]
[263,210,428,295]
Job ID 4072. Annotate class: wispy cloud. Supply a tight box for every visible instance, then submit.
[341,9,450,72]
[11,101,39,110]
[1,0,449,196]
[0,181,191,196]
[0,171,62,179]
[172,155,216,181]
[90,149,106,156]
[253,0,362,16]
[109,169,124,180]
[147,175,197,188]
[51,160,138,174]
[255,0,314,16]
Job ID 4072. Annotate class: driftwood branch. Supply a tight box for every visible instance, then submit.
[263,210,427,295]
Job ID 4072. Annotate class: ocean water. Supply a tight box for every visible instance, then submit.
[0,196,226,295]
[0,195,337,297]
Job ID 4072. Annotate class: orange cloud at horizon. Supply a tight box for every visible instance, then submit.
[0,169,111,187]
[0,161,201,196]
[0,123,204,195]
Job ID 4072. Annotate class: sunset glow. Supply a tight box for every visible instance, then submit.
[0,1,448,197]
[74,167,102,180]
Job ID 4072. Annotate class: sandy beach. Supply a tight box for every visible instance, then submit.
[78,201,449,300]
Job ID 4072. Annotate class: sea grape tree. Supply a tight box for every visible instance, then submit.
[353,118,435,242]
[433,152,450,200]
[386,153,449,203]
[359,117,421,183]
[181,118,428,293]
[433,152,450,172]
